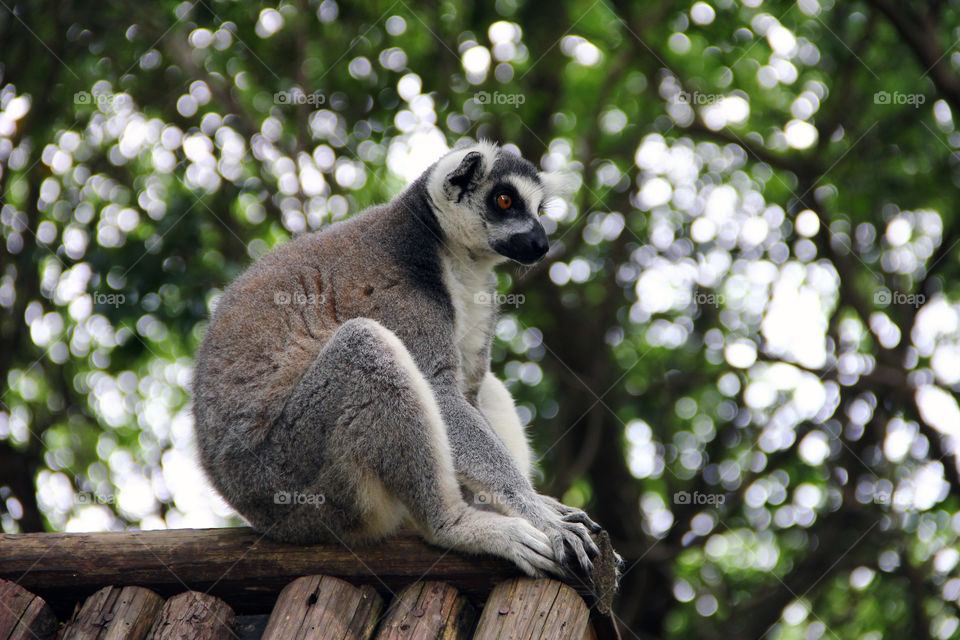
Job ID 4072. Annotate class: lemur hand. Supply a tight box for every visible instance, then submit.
[521,495,601,578]
[539,494,603,533]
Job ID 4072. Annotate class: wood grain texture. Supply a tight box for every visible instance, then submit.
[0,529,616,618]
[261,575,383,640]
[582,621,599,640]
[146,591,235,640]
[0,579,58,640]
[58,585,163,640]
[472,579,590,640]
[373,581,476,640]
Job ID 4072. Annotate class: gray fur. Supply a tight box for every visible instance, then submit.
[193,141,602,579]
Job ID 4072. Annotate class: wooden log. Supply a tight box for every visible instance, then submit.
[0,579,58,640]
[58,585,163,640]
[373,581,476,640]
[146,591,235,640]
[261,575,382,640]
[472,578,590,640]
[0,528,616,617]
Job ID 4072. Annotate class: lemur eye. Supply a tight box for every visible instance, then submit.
[496,194,512,210]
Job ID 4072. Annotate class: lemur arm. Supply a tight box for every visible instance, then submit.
[385,308,600,574]
[476,372,534,478]
[387,315,539,511]
[432,382,538,509]
[430,375,600,572]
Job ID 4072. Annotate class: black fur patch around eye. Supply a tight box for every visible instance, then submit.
[484,183,524,220]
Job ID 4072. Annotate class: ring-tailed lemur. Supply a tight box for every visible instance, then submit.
[193,140,607,579]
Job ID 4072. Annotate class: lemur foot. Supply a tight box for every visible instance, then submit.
[489,514,566,578]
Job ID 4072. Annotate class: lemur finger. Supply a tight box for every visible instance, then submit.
[562,510,602,532]
[511,554,547,578]
[520,534,556,562]
[548,530,569,570]
[518,542,566,577]
[565,522,601,558]
[542,496,601,530]
[513,518,555,559]
[502,518,560,577]
[561,530,595,575]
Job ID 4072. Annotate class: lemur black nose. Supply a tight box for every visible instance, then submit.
[531,233,548,258]
[516,226,549,264]
[492,223,550,264]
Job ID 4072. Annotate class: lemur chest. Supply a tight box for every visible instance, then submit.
[441,257,496,398]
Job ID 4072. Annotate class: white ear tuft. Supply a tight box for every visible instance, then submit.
[475,139,501,166]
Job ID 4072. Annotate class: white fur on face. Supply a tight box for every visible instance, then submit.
[506,175,544,215]
[484,211,539,256]
[426,141,501,255]
[481,175,544,254]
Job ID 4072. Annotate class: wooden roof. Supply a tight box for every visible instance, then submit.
[0,528,622,640]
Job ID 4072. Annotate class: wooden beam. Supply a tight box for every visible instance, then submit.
[373,581,476,640]
[0,579,58,640]
[59,585,164,640]
[147,591,236,640]
[0,528,617,620]
[473,578,590,640]
[261,576,382,640]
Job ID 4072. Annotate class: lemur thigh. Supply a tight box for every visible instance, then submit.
[477,372,533,478]
[263,319,563,576]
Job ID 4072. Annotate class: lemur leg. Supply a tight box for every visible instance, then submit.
[256,318,564,577]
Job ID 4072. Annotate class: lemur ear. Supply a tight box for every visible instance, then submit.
[444,151,485,203]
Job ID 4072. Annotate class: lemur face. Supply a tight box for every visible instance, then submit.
[481,172,549,265]
[429,141,566,265]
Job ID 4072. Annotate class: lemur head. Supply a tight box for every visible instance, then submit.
[426,141,571,265]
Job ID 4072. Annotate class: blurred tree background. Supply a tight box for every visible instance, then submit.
[3,0,960,637]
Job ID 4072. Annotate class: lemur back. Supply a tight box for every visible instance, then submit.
[195,178,458,430]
